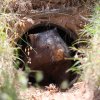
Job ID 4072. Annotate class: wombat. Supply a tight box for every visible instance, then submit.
[18,28,74,86]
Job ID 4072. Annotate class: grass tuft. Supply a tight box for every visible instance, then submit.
[78,4,100,89]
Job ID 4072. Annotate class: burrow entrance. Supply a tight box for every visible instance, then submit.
[17,22,78,88]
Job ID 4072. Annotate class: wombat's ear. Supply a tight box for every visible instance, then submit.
[28,34,38,44]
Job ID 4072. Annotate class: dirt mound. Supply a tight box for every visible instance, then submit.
[19,82,95,100]
[11,0,90,89]
[8,0,94,13]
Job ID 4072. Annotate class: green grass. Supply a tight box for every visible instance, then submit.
[78,4,100,89]
[0,1,27,100]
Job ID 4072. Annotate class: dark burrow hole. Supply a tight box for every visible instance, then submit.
[16,22,79,90]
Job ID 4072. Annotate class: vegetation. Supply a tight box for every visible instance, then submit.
[0,1,27,100]
[79,4,100,88]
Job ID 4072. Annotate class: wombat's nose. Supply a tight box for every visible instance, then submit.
[53,49,64,61]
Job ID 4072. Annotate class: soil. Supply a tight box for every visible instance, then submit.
[19,82,96,100]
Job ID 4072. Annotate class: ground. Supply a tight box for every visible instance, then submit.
[19,82,96,100]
